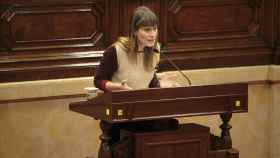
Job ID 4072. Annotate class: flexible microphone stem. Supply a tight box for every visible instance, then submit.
[160,50,192,86]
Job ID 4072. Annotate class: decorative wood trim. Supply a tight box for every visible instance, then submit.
[0,0,277,82]
[0,47,272,83]
[274,48,280,64]
[0,50,102,82]
[1,76,279,104]
[275,0,280,64]
[163,0,270,59]
[0,94,86,104]
[167,0,254,39]
[0,2,106,51]
[159,48,272,71]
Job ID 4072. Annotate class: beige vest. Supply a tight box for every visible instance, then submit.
[112,45,160,89]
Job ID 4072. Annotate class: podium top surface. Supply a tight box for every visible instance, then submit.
[69,83,248,123]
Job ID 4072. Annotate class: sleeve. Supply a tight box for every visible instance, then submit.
[94,46,118,91]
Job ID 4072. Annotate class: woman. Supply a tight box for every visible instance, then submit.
[94,6,161,91]
[94,6,178,149]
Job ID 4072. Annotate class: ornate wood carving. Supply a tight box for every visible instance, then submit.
[0,1,105,51]
[168,0,251,38]
[165,0,262,48]
[0,0,277,82]
[157,0,272,71]
[211,113,233,150]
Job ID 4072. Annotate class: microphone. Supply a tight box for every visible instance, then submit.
[158,44,192,86]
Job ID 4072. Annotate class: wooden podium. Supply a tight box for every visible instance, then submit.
[69,83,248,158]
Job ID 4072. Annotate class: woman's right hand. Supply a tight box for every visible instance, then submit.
[105,81,132,91]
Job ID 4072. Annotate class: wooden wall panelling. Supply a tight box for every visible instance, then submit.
[105,0,120,45]
[119,0,141,37]
[260,0,275,47]
[159,0,167,43]
[259,0,280,65]
[0,0,276,82]
[158,0,273,71]
[275,0,280,64]
[0,1,105,51]
[0,48,103,82]
[166,0,255,46]
[0,0,106,83]
[253,0,280,64]
[260,0,280,64]
[0,4,4,51]
[0,4,12,51]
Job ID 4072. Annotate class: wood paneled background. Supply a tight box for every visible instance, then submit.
[0,0,279,82]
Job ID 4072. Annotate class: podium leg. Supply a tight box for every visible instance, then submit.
[210,113,233,150]
[98,121,113,158]
[220,113,232,149]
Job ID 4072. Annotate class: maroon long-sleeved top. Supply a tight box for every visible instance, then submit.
[94,46,160,91]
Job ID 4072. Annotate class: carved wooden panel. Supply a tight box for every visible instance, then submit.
[0,1,105,51]
[278,4,280,45]
[0,4,8,50]
[276,0,280,64]
[133,124,209,158]
[261,0,280,64]
[164,0,259,49]
[0,0,277,82]
[168,0,251,39]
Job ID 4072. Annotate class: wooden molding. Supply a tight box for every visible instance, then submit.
[0,46,272,83]
[0,94,86,104]
[167,0,253,39]
[274,47,280,64]
[0,0,277,82]
[0,2,106,51]
[0,49,102,82]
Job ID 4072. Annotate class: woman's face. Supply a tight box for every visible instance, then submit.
[135,26,158,51]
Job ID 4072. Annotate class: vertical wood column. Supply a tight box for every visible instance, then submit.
[275,0,280,64]
[260,0,279,64]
